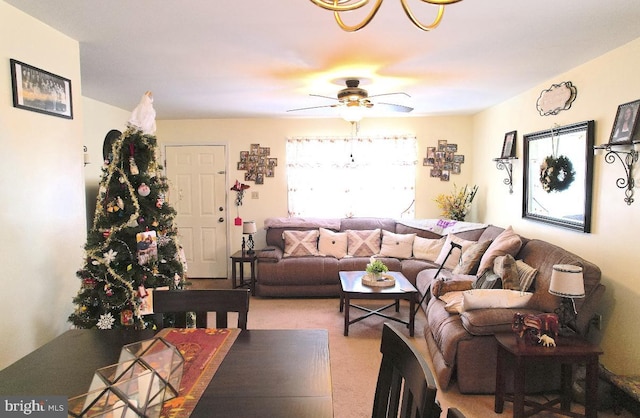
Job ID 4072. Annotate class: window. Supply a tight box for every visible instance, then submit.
[286,135,417,218]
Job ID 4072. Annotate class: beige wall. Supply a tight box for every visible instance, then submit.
[0,2,86,368]
[473,37,640,374]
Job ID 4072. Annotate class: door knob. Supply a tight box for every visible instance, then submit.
[218,217,224,223]
[219,206,224,211]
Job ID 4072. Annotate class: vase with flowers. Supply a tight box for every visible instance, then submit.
[435,184,478,221]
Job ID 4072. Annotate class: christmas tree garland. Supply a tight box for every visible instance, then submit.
[539,155,575,193]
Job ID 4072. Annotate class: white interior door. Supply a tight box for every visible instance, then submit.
[165,145,227,279]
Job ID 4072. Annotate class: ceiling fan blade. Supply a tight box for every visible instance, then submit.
[375,102,414,113]
[310,94,339,101]
[286,104,338,112]
[368,92,411,99]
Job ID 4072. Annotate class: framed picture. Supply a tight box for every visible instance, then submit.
[10,59,73,119]
[523,121,594,232]
[609,99,640,145]
[501,131,517,158]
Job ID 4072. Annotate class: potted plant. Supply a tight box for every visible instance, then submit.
[366,259,389,280]
[435,184,478,221]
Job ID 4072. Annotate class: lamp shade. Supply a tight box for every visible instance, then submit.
[549,264,585,298]
[242,221,257,234]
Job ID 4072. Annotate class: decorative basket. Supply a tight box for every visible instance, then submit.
[361,273,396,288]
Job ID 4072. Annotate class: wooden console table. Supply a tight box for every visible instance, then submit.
[494,332,603,418]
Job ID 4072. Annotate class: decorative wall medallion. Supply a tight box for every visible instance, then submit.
[423,140,466,181]
[536,81,577,116]
[237,143,277,184]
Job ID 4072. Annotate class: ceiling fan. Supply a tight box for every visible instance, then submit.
[287,79,414,122]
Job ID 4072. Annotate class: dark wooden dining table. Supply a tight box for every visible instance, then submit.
[0,328,333,418]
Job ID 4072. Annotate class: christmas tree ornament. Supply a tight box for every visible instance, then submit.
[119,176,125,183]
[138,216,145,225]
[103,249,118,264]
[138,285,148,298]
[104,284,114,297]
[137,183,151,197]
[116,196,125,210]
[96,313,115,329]
[120,309,134,326]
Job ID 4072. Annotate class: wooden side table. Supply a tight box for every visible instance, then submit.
[494,333,603,418]
[230,250,256,296]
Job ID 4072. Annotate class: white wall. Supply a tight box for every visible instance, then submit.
[0,2,86,369]
[473,37,640,374]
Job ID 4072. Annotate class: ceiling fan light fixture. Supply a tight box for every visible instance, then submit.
[340,105,365,123]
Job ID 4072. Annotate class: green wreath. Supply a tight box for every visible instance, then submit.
[539,155,575,193]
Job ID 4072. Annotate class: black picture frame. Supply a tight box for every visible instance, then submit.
[522,121,594,233]
[10,59,73,119]
[501,131,517,158]
[609,99,640,145]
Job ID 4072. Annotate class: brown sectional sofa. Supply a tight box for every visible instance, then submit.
[257,217,605,394]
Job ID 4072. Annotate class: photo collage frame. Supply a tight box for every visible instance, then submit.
[237,143,277,184]
[423,140,466,181]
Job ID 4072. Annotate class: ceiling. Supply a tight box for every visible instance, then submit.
[6,0,640,120]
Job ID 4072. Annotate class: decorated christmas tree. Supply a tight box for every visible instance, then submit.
[69,92,186,329]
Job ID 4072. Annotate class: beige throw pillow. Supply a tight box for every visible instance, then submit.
[379,230,415,259]
[476,226,523,276]
[283,230,320,257]
[516,259,538,291]
[413,236,445,261]
[435,234,476,270]
[346,229,381,257]
[493,254,519,290]
[452,240,492,275]
[318,228,348,259]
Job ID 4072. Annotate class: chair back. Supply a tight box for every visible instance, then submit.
[153,289,250,330]
[372,323,440,418]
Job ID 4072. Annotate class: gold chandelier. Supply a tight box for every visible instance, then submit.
[309,0,462,32]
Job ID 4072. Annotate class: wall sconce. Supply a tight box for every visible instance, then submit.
[492,157,518,194]
[83,146,91,166]
[242,221,257,255]
[548,264,585,335]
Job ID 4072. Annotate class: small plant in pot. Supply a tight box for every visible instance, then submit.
[366,259,389,280]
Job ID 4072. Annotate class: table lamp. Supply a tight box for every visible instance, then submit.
[548,264,585,335]
[242,221,257,255]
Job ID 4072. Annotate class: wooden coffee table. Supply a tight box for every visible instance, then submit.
[494,332,603,418]
[339,271,418,337]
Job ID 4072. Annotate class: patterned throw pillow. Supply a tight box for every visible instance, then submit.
[283,230,320,257]
[493,254,519,290]
[413,236,445,261]
[473,269,501,289]
[346,229,381,257]
[435,234,476,270]
[379,230,415,259]
[477,226,523,277]
[318,228,348,259]
[452,240,492,275]
[516,259,538,291]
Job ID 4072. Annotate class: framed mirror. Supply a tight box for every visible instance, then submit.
[522,120,594,232]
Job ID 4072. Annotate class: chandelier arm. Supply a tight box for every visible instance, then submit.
[400,0,445,31]
[308,0,370,12]
[422,0,461,4]
[333,0,384,31]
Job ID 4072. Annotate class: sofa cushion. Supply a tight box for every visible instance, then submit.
[460,308,542,336]
[413,236,445,261]
[493,254,519,290]
[432,278,474,298]
[283,230,320,257]
[346,229,381,257]
[477,226,523,276]
[453,240,492,275]
[379,230,415,258]
[318,227,348,258]
[439,291,465,314]
[516,259,537,291]
[462,289,533,311]
[435,234,476,270]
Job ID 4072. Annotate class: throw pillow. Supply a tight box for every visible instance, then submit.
[473,269,502,289]
[434,234,476,270]
[493,254,519,290]
[452,240,492,275]
[413,236,445,261]
[439,291,464,314]
[516,259,538,292]
[432,279,474,298]
[346,229,381,257]
[379,230,415,259]
[476,226,523,276]
[462,289,533,311]
[283,230,320,257]
[317,228,348,259]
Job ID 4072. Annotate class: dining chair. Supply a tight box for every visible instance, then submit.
[372,323,465,418]
[153,289,250,330]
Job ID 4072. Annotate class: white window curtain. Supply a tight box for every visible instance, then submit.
[286,135,417,218]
